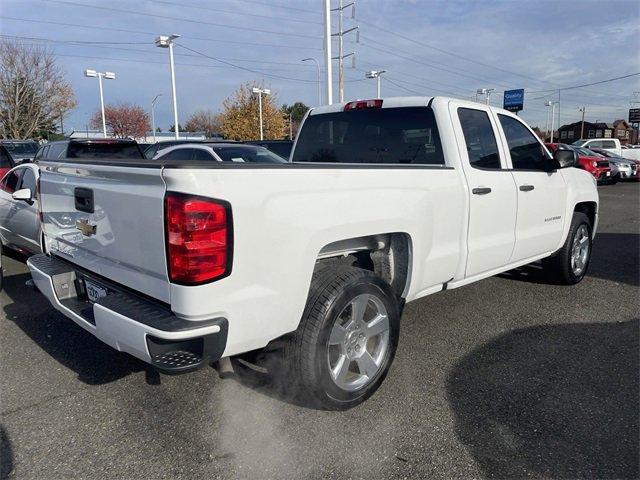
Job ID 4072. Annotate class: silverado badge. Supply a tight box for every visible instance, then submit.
[76,218,97,237]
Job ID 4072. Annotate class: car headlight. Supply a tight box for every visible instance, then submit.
[592,161,598,168]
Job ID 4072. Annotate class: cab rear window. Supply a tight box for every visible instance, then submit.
[67,142,144,159]
[292,107,444,165]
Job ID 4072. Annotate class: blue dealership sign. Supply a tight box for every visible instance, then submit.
[503,89,524,112]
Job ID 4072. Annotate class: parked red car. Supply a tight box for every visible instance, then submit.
[546,143,611,184]
[0,145,15,180]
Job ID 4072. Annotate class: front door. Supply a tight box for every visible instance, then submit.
[496,113,567,261]
[450,101,518,277]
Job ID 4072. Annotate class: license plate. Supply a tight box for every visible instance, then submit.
[85,279,107,303]
[606,171,610,176]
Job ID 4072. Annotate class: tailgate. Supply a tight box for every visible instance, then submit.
[38,161,170,303]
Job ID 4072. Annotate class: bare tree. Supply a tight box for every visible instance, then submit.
[0,40,77,139]
[184,109,221,137]
[90,103,150,139]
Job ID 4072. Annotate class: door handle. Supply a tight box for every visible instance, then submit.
[472,187,492,195]
[519,185,535,192]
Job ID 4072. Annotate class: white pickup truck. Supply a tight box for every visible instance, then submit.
[28,97,598,409]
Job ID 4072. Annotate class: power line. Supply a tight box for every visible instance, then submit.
[42,0,322,40]
[150,0,322,25]
[1,16,323,51]
[0,34,323,67]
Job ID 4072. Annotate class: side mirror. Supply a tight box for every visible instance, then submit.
[12,188,32,202]
[553,149,578,169]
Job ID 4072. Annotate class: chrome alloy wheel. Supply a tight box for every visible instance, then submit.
[327,293,390,392]
[571,224,590,276]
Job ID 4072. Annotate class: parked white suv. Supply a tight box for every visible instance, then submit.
[28,97,598,409]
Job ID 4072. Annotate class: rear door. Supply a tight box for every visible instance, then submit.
[39,162,170,303]
[450,101,518,277]
[496,113,566,261]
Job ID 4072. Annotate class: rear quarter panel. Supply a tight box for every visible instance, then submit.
[162,166,465,356]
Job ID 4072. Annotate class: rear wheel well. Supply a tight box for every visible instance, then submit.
[574,201,596,227]
[315,233,411,298]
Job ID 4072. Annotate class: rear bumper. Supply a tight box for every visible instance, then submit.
[27,254,228,374]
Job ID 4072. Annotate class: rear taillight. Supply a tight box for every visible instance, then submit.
[165,192,232,285]
[344,99,383,111]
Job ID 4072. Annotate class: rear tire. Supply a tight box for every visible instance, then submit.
[284,265,400,410]
[542,212,592,285]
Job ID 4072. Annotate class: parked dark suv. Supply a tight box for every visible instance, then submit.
[35,139,145,160]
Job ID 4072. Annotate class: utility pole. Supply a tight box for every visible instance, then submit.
[323,0,333,105]
[151,93,162,143]
[331,0,358,102]
[252,87,270,140]
[545,104,550,140]
[155,34,181,139]
[578,106,586,140]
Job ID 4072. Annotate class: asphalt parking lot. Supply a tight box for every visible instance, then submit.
[1,183,638,480]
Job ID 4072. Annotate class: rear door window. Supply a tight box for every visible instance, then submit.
[457,108,501,169]
[292,107,444,165]
[192,148,215,161]
[160,148,194,161]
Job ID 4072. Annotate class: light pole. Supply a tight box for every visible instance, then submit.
[476,88,494,105]
[155,34,180,139]
[151,93,162,143]
[546,101,558,142]
[323,0,333,105]
[84,69,115,137]
[302,58,321,106]
[365,70,386,98]
[252,87,271,140]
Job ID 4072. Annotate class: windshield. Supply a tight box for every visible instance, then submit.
[3,142,38,156]
[571,140,587,146]
[292,107,444,165]
[572,146,600,157]
[67,142,144,159]
[212,145,286,163]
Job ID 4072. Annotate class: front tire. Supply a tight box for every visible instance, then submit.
[542,212,592,285]
[284,265,400,410]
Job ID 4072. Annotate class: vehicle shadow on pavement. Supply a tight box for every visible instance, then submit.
[446,319,640,479]
[2,272,147,386]
[0,426,13,480]
[499,233,639,287]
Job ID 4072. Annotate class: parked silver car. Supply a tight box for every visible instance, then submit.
[0,163,42,256]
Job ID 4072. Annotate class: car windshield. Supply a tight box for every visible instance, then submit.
[571,140,587,146]
[67,142,144,159]
[3,142,38,155]
[572,146,599,157]
[212,145,286,163]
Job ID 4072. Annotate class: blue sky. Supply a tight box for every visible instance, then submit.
[2,0,639,132]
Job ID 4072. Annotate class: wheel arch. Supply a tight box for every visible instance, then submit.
[315,232,412,299]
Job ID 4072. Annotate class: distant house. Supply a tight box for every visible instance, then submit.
[557,121,614,143]
[611,120,633,144]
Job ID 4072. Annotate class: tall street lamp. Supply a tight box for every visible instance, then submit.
[155,34,180,139]
[151,93,162,143]
[84,69,115,137]
[302,57,321,106]
[546,101,559,142]
[365,70,386,98]
[477,88,495,105]
[252,87,271,141]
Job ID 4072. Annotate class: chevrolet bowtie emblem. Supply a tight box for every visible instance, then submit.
[76,218,97,237]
